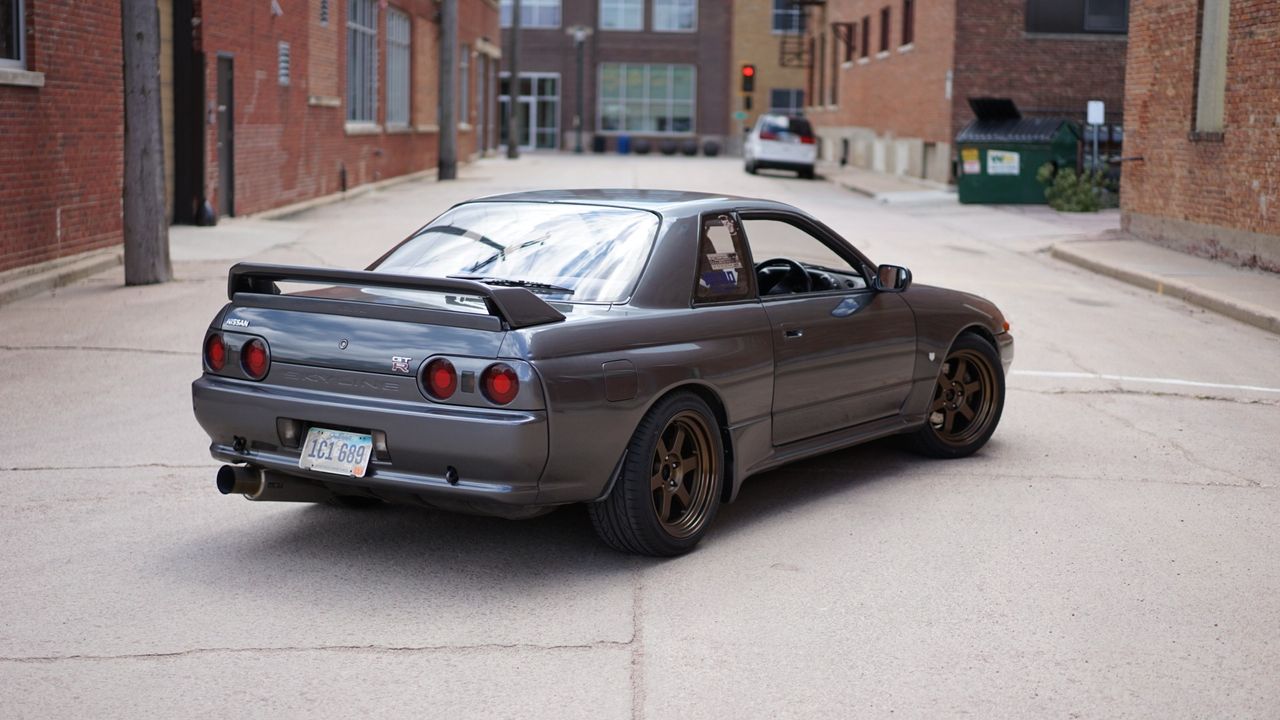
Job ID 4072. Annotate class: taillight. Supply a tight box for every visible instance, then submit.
[759,131,778,141]
[423,358,458,400]
[800,135,816,144]
[481,363,519,405]
[240,338,270,380]
[205,333,226,372]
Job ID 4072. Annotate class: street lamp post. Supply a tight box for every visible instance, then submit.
[566,25,593,154]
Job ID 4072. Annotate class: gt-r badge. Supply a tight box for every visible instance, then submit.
[391,356,412,374]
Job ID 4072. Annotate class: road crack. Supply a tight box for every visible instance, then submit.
[1010,386,1280,407]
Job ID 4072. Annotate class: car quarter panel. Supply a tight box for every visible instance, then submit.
[899,285,1012,420]
[507,303,775,505]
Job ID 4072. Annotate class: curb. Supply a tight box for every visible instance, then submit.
[1050,243,1280,336]
[0,248,123,307]
[252,167,440,221]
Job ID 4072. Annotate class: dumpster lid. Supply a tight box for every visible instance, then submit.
[968,97,1021,122]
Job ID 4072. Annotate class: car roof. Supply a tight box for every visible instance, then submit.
[464,189,798,217]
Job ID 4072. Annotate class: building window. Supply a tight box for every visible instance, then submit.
[769,89,804,115]
[459,45,471,126]
[499,72,561,149]
[598,63,694,133]
[879,6,890,52]
[320,0,330,26]
[1026,0,1128,34]
[772,0,804,34]
[902,0,914,45]
[347,0,379,123]
[386,8,410,126]
[500,0,561,29]
[601,0,644,31]
[860,16,870,58]
[653,0,696,32]
[1,0,24,69]
[1193,0,1230,134]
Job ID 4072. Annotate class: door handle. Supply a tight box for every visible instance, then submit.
[784,328,804,339]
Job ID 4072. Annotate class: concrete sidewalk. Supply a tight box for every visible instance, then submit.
[818,161,956,205]
[1052,235,1280,336]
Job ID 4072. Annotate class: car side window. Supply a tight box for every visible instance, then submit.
[694,213,753,303]
[740,217,868,295]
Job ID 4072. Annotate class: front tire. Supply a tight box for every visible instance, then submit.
[588,392,723,556]
[908,334,1005,458]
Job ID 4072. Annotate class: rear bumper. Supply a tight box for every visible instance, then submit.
[192,375,549,508]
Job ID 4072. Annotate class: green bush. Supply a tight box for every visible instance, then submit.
[1036,163,1119,212]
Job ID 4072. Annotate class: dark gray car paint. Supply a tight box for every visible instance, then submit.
[192,190,1013,513]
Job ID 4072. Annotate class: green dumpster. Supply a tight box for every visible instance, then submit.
[956,98,1080,204]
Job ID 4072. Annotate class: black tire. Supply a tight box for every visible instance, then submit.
[799,167,816,180]
[907,333,1005,459]
[745,160,758,175]
[588,392,724,556]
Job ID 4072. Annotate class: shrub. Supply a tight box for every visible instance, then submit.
[1036,163,1119,213]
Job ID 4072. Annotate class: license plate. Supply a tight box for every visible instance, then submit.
[298,427,373,478]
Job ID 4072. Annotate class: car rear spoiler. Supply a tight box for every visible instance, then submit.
[227,263,566,330]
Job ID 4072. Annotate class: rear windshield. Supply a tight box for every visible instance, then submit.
[761,116,813,137]
[372,201,660,303]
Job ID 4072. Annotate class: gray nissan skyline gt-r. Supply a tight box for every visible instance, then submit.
[192,189,1014,556]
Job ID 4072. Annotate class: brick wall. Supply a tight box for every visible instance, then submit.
[730,0,808,133]
[202,0,499,217]
[1121,0,1280,271]
[0,1,124,273]
[806,0,956,144]
[952,0,1128,141]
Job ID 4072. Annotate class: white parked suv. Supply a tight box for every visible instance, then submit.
[744,114,818,179]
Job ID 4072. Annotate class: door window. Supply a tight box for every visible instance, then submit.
[740,218,867,295]
[694,214,753,303]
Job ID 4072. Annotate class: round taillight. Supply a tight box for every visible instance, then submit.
[481,363,519,405]
[205,333,226,372]
[241,338,270,380]
[423,358,458,400]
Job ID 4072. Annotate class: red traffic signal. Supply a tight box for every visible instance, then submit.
[742,65,756,78]
[741,64,756,93]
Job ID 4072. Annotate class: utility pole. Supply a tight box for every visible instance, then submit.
[567,25,592,154]
[505,0,521,159]
[438,0,458,180]
[121,0,172,285]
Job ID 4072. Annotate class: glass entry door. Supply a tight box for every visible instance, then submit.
[499,72,560,150]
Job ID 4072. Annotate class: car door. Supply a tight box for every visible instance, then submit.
[740,212,917,446]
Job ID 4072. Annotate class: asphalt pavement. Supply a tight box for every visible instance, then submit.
[1,155,1278,719]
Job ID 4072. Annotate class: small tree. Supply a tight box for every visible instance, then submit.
[1036,163,1118,213]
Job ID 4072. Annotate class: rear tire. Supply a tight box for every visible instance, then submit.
[907,333,1005,458]
[588,392,723,557]
[799,166,815,180]
[745,160,758,175]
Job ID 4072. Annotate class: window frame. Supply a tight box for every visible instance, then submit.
[1,0,26,70]
[346,0,380,124]
[1025,0,1129,35]
[499,0,562,29]
[596,62,697,136]
[902,0,915,46]
[385,7,411,128]
[600,0,644,31]
[459,44,471,127]
[652,0,697,33]
[771,0,804,35]
[1191,0,1230,136]
[691,211,758,307]
[860,16,870,59]
[768,88,804,115]
[879,6,891,53]
[737,210,875,302]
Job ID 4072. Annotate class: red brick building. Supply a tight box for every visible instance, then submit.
[1120,0,1279,271]
[798,0,1129,183]
[0,0,500,274]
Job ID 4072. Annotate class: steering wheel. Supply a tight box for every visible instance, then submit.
[755,257,812,295]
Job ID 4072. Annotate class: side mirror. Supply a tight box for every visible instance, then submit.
[873,264,912,292]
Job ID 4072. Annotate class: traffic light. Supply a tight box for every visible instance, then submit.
[740,64,755,93]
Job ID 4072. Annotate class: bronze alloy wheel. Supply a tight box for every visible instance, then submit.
[649,410,718,539]
[928,347,1000,448]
